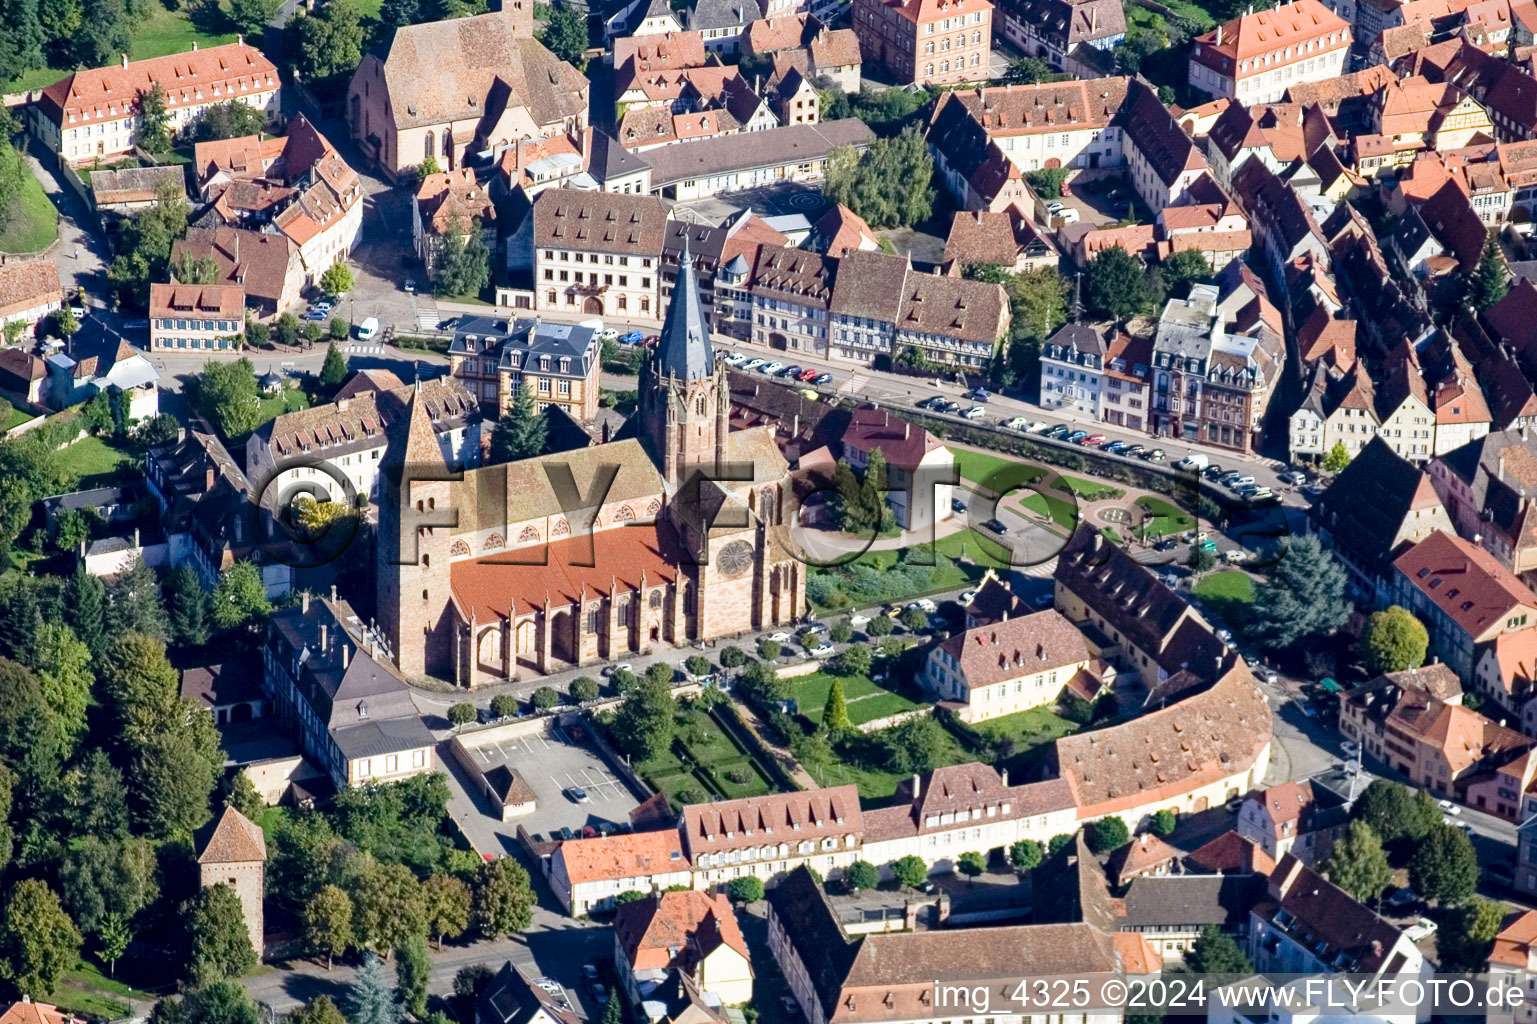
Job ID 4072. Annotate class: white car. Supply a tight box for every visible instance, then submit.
[767,631,792,642]
[596,328,619,341]
[906,599,937,613]
[1003,416,1029,430]
[760,361,785,375]
[743,358,766,371]
[849,614,870,627]
[810,643,835,657]
[961,406,986,419]
[600,662,634,678]
[1024,421,1049,433]
[1046,201,1065,214]
[1438,799,1461,815]
[1056,208,1080,225]
[724,352,748,367]
[958,589,978,605]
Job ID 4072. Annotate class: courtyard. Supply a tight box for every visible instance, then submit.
[632,701,787,809]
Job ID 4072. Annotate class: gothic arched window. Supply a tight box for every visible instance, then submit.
[615,505,635,522]
[519,525,540,542]
[450,539,470,556]
[553,518,571,536]
[484,533,504,551]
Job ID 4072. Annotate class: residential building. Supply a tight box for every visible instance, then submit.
[925,80,1129,178]
[824,249,911,363]
[0,259,63,338]
[194,806,267,958]
[642,120,875,201]
[246,376,480,511]
[0,1000,84,1024]
[747,245,835,355]
[446,316,603,422]
[1122,79,1213,213]
[1100,333,1155,432]
[838,405,955,530]
[263,592,437,788]
[171,225,304,320]
[924,610,1111,721]
[766,866,1118,1024]
[1054,526,1226,687]
[531,189,668,320]
[1188,0,1352,105]
[1118,874,1265,963]
[550,830,694,916]
[1236,780,1347,865]
[32,41,280,165]
[1040,323,1109,417]
[1489,910,1537,1024]
[851,0,994,86]
[1392,529,1537,679]
[684,787,865,889]
[1249,855,1426,979]
[684,0,765,53]
[1474,629,1537,732]
[414,168,498,270]
[45,335,159,422]
[891,269,1008,369]
[88,164,187,216]
[1289,362,1378,461]
[148,284,247,354]
[941,208,1059,272]
[0,349,47,406]
[497,131,594,198]
[476,963,582,1024]
[613,891,753,1010]
[1107,832,1181,886]
[1309,437,1454,603]
[765,59,820,125]
[808,205,881,259]
[346,11,587,182]
[995,0,1126,71]
[1429,427,1537,582]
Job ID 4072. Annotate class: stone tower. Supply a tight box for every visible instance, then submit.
[640,237,729,490]
[376,388,455,680]
[195,806,267,960]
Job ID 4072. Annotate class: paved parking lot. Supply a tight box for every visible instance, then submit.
[470,725,642,841]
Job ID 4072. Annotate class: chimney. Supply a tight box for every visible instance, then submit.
[320,624,328,651]
[342,644,351,668]
[121,54,129,68]
[192,40,198,50]
[911,773,922,798]
[999,767,1008,786]
[330,584,338,602]
[132,527,139,548]
[1216,23,1223,45]
[302,591,310,614]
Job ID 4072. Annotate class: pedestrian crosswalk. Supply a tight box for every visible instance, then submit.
[837,372,870,396]
[1017,557,1058,579]
[413,296,440,332]
[347,344,385,354]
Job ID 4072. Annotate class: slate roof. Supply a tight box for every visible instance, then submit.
[1255,855,1408,973]
[1312,436,1448,578]
[1054,527,1196,664]
[641,120,875,187]
[1119,874,1264,929]
[532,188,669,255]
[1121,79,1208,188]
[687,0,763,31]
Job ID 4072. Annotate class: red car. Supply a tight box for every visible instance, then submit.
[642,335,660,347]
[1081,433,1106,446]
[798,368,819,381]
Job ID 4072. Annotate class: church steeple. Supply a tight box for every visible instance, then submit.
[653,233,714,381]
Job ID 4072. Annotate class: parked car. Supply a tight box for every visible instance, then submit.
[810,643,835,657]
[767,631,792,642]
[302,309,328,321]
[798,368,819,381]
[1121,444,1146,457]
[1044,424,1071,438]
[1385,888,1417,910]
[984,519,1008,534]
[849,614,870,627]
[1003,416,1029,430]
[403,279,416,293]
[1227,474,1256,488]
[743,358,765,371]
[1438,799,1461,815]
[724,352,748,367]
[781,997,800,1017]
[1102,440,1126,453]
[760,361,785,375]
[968,388,990,402]
[906,599,937,612]
[1046,201,1064,215]
[1202,464,1227,480]
[1080,433,1106,446]
[952,498,967,512]
[567,787,590,803]
[582,965,600,982]
[958,589,978,605]
[1223,549,1248,564]
[600,662,633,677]
[596,328,619,341]
[1065,429,1088,443]
[619,330,644,345]
[1024,421,1049,433]
[1141,448,1165,461]
[961,405,986,419]
[780,365,803,378]
[813,373,833,385]
[799,388,819,401]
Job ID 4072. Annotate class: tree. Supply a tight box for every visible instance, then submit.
[346,953,401,1024]
[1086,816,1130,853]
[612,891,647,906]
[228,0,280,35]
[1362,606,1428,675]
[609,673,676,762]
[891,855,928,890]
[422,873,470,949]
[273,312,300,347]
[321,262,354,298]
[53,508,89,552]
[447,702,476,729]
[305,321,325,345]
[1246,536,1350,651]
[349,858,427,953]
[1025,167,1070,198]
[1183,925,1252,977]
[136,83,171,153]
[830,620,854,644]
[1352,780,1438,847]
[867,615,894,637]
[33,621,91,748]
[569,678,600,702]
[489,381,548,464]
[1323,440,1350,474]
[433,220,491,298]
[531,687,559,710]
[135,731,222,837]
[213,561,272,631]
[188,884,257,984]
[49,306,78,341]
[901,607,929,632]
[834,645,871,678]
[226,773,264,823]
[98,912,130,976]
[728,876,764,903]
[1409,822,1479,904]
[471,857,534,938]
[1151,809,1178,837]
[684,655,712,678]
[957,851,986,883]
[395,934,430,1018]
[320,342,349,387]
[1085,246,1153,322]
[304,884,353,969]
[1159,249,1213,297]
[539,0,588,65]
[57,836,157,937]
[1008,839,1043,873]
[759,638,782,661]
[166,566,213,646]
[198,359,261,437]
[1470,228,1511,310]
[490,693,521,719]
[1048,834,1076,857]
[720,647,747,669]
[288,997,348,1024]
[821,677,853,733]
[0,879,82,997]
[191,100,266,143]
[1438,897,1505,972]
[107,555,168,641]
[245,321,270,348]
[824,129,935,229]
[1322,820,1391,904]
[845,860,879,891]
[296,0,365,82]
[183,981,262,1024]
[414,156,442,182]
[330,317,349,341]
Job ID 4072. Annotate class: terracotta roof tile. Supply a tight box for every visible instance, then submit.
[1393,529,1537,640]
[558,829,690,884]
[196,806,268,864]
[0,260,63,319]
[615,890,750,971]
[39,41,277,131]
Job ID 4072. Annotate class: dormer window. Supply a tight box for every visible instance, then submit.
[358,701,368,718]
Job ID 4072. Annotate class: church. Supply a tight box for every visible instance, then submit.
[376,243,805,685]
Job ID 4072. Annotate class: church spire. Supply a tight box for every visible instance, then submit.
[654,230,714,381]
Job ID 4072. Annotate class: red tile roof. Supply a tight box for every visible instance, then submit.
[615,891,750,971]
[1393,530,1537,640]
[1185,829,1276,875]
[0,260,63,319]
[39,42,278,131]
[558,829,690,884]
[681,786,862,857]
[840,405,946,471]
[936,609,1091,691]
[150,283,246,319]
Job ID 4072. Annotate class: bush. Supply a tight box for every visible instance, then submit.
[1086,817,1130,853]
[490,694,520,719]
[673,786,705,806]
[724,767,752,785]
[1151,809,1178,836]
[570,677,600,702]
[531,687,559,710]
[720,646,748,669]
[728,877,765,903]
[684,655,712,678]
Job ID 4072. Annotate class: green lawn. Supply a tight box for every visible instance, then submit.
[44,961,156,1020]
[808,527,1002,611]
[795,670,925,727]
[0,156,59,255]
[1135,496,1196,539]
[253,388,311,429]
[1192,570,1255,622]
[56,435,136,488]
[949,448,1046,494]
[970,706,1079,746]
[6,7,239,94]
[804,726,976,800]
[635,705,784,807]
[2,405,35,432]
[1020,491,1079,530]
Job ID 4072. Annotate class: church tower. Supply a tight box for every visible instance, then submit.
[640,237,729,489]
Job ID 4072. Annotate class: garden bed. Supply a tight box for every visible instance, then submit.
[635,704,787,807]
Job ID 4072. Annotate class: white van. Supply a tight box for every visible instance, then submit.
[1175,454,1209,470]
[355,317,380,340]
